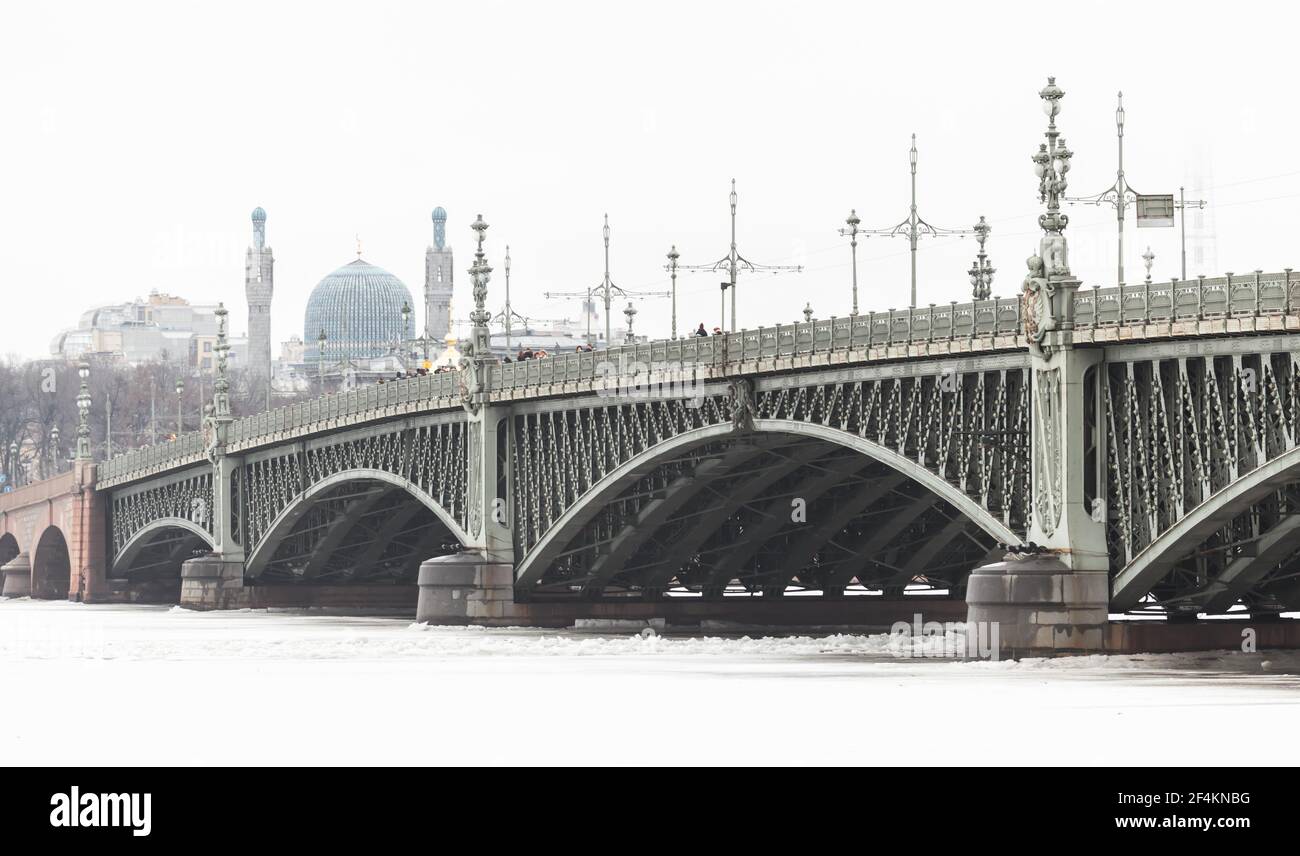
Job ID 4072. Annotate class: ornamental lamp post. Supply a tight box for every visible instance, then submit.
[49,425,60,475]
[967,215,995,300]
[317,329,328,393]
[175,377,185,435]
[76,361,92,462]
[666,245,680,338]
[623,301,637,344]
[8,441,18,486]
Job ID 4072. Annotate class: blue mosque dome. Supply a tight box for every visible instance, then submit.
[431,206,447,221]
[251,206,267,222]
[305,258,416,361]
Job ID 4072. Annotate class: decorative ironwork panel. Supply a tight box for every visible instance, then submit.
[512,368,1032,561]
[242,422,468,558]
[1104,352,1300,575]
[110,470,214,557]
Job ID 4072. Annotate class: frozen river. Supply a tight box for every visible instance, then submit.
[2,598,1299,766]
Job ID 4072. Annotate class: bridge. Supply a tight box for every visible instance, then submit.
[5,266,1300,652]
[6,79,1300,655]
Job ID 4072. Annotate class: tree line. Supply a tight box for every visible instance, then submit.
[0,356,312,487]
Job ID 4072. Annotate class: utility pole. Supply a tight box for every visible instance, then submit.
[1174,186,1208,281]
[546,215,668,346]
[492,245,528,352]
[676,180,802,331]
[1066,92,1140,286]
[665,245,680,338]
[838,210,862,316]
[859,136,976,309]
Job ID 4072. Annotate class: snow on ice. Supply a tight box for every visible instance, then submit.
[1,598,1298,766]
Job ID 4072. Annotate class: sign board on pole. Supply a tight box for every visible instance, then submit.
[1136,194,1175,228]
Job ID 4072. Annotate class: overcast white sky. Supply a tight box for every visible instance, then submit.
[3,0,1297,358]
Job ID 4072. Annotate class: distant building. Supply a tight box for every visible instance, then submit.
[50,291,230,370]
[425,207,454,343]
[245,207,274,384]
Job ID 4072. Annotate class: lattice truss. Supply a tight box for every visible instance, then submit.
[242,421,467,557]
[1105,353,1300,610]
[255,480,449,584]
[511,369,1029,598]
[110,469,213,557]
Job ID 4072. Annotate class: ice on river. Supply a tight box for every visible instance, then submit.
[2,598,1298,766]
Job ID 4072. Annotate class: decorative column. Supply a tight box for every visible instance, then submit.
[965,77,1110,657]
[418,215,518,624]
[179,303,248,609]
[70,361,110,602]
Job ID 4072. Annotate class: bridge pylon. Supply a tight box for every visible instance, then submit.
[180,305,248,610]
[965,77,1110,657]
[417,215,519,624]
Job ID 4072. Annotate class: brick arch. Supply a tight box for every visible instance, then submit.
[31,525,71,600]
[0,532,19,568]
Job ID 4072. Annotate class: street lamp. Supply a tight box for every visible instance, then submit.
[838,209,862,316]
[400,301,412,368]
[76,362,91,462]
[967,216,995,300]
[1143,246,1155,283]
[547,215,669,345]
[8,441,18,486]
[317,329,327,394]
[665,245,680,338]
[675,180,801,332]
[858,136,978,309]
[49,425,60,475]
[1174,186,1208,281]
[1065,91,1146,286]
[623,301,637,344]
[175,378,185,435]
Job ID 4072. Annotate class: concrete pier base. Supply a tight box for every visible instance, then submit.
[965,553,1109,657]
[416,550,972,628]
[0,552,31,598]
[416,551,518,625]
[179,554,247,610]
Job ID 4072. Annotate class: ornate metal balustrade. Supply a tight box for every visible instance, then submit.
[110,467,214,557]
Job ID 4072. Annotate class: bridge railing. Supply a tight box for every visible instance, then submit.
[98,369,465,486]
[1072,270,1295,327]
[0,470,77,514]
[95,271,1297,486]
[492,296,1027,391]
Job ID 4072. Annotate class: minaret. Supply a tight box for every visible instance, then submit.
[244,207,274,384]
[425,206,454,343]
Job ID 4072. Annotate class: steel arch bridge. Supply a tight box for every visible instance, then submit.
[48,269,1300,628]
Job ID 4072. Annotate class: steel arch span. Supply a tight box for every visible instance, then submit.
[244,468,471,583]
[1111,445,1300,613]
[512,418,1022,599]
[114,517,216,570]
